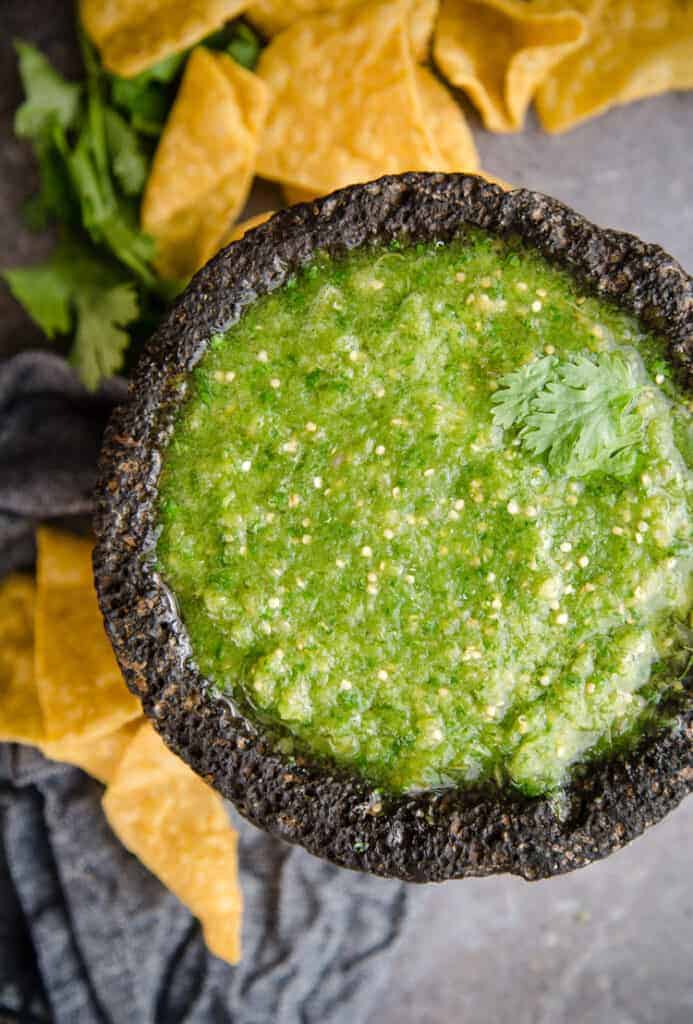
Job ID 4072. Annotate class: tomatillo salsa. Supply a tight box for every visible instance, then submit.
[157,230,692,796]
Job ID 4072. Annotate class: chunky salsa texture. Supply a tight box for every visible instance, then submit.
[157,231,692,796]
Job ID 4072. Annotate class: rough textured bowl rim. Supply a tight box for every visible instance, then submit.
[94,172,692,883]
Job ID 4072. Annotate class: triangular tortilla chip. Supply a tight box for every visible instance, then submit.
[35,527,140,743]
[0,575,43,744]
[0,565,141,779]
[103,722,242,963]
[283,186,321,205]
[142,47,270,280]
[257,0,477,195]
[201,913,245,965]
[220,210,275,249]
[80,0,247,77]
[434,0,588,132]
[536,0,693,132]
[249,0,438,60]
[415,65,479,171]
[41,719,143,784]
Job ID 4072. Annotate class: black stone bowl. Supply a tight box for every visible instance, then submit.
[94,173,693,882]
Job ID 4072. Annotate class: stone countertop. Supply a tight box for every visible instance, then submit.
[379,788,693,1024]
[1,4,691,1021]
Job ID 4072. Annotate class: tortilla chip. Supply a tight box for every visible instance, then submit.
[103,722,242,963]
[283,186,321,205]
[537,0,693,132]
[79,0,247,77]
[35,527,140,743]
[478,170,514,191]
[0,575,43,744]
[257,0,477,195]
[248,0,438,60]
[415,66,479,171]
[200,913,244,964]
[248,0,366,36]
[40,719,143,784]
[142,47,270,280]
[37,528,94,588]
[220,210,275,249]
[434,0,588,132]
[408,0,440,63]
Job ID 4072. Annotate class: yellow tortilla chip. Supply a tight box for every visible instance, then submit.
[478,169,514,191]
[408,0,439,63]
[257,0,477,195]
[35,527,140,743]
[283,186,321,205]
[248,0,366,36]
[142,47,270,280]
[415,66,479,171]
[201,913,245,965]
[0,574,43,744]
[79,0,247,77]
[434,0,588,132]
[249,0,438,60]
[40,719,143,784]
[537,0,693,133]
[219,210,275,249]
[103,722,242,963]
[37,528,94,588]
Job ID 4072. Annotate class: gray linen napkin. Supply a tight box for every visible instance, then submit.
[0,352,410,1024]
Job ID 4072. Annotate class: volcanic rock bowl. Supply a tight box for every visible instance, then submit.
[94,173,693,882]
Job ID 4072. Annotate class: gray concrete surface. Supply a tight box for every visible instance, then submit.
[375,801,693,1024]
[477,94,693,271]
[1,5,691,1021]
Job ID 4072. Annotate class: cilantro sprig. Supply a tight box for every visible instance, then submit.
[2,18,263,390]
[3,34,173,387]
[3,240,139,390]
[492,349,647,479]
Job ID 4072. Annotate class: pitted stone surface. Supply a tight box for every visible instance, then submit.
[94,173,692,883]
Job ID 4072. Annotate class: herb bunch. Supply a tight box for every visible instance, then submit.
[2,20,262,389]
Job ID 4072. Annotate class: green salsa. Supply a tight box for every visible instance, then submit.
[157,230,692,796]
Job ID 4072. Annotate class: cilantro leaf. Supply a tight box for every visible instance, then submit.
[490,356,556,430]
[100,207,158,287]
[226,22,262,70]
[13,34,161,290]
[1,261,72,337]
[13,41,82,228]
[492,350,646,479]
[71,279,138,389]
[13,40,82,140]
[109,52,185,135]
[66,127,111,226]
[23,127,79,229]
[526,352,645,477]
[104,107,148,195]
[79,29,110,184]
[2,239,139,390]
[71,30,161,289]
[110,82,169,137]
[66,122,158,289]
